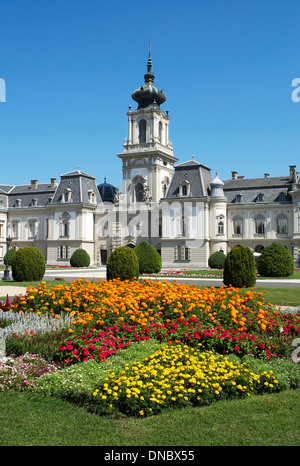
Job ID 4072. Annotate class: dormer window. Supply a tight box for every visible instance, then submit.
[235,193,242,203]
[257,193,264,202]
[278,192,285,202]
[179,181,191,197]
[15,199,21,207]
[88,190,96,204]
[32,198,38,207]
[62,188,72,203]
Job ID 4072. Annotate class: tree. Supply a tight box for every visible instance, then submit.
[223,245,256,288]
[106,246,139,281]
[257,242,294,277]
[70,248,90,267]
[134,241,162,274]
[12,247,45,281]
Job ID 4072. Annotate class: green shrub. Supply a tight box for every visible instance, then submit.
[257,242,295,277]
[134,241,162,274]
[11,247,46,282]
[5,328,71,362]
[208,250,226,269]
[223,245,256,288]
[3,248,16,266]
[106,246,139,281]
[70,248,90,267]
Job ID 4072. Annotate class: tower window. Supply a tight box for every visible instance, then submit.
[139,119,146,144]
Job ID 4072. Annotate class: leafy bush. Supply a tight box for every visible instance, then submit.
[208,250,226,269]
[134,241,162,274]
[106,246,139,281]
[5,328,72,362]
[70,248,90,267]
[3,248,16,266]
[11,247,45,281]
[223,245,256,288]
[257,242,295,277]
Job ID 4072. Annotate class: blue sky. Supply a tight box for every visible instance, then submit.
[0,0,299,189]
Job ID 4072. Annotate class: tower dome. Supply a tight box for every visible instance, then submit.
[97,178,116,203]
[210,172,225,198]
[131,40,166,109]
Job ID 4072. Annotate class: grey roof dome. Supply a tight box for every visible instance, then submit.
[210,172,225,198]
[132,48,166,109]
[97,178,116,203]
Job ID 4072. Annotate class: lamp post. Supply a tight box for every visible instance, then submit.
[2,236,12,281]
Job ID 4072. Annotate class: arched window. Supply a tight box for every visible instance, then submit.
[139,119,146,144]
[158,121,163,143]
[135,182,144,202]
[60,212,70,237]
[233,216,243,235]
[62,188,72,203]
[255,215,265,234]
[277,214,288,234]
[218,221,224,235]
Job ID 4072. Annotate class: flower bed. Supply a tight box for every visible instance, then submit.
[1,278,300,416]
[92,344,280,417]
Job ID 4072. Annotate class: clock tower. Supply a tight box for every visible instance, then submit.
[117,42,178,204]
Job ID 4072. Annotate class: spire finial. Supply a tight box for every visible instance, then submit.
[146,36,153,76]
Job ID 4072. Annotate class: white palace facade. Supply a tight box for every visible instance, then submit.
[1,52,300,268]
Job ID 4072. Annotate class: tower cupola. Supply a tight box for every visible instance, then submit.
[131,39,166,109]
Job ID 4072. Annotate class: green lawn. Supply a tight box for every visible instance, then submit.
[0,389,299,446]
[181,269,300,279]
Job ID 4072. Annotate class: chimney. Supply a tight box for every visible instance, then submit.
[31,179,38,189]
[231,171,238,180]
[289,165,296,181]
[51,178,57,188]
[264,173,269,178]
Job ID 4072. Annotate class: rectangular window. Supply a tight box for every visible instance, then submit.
[28,220,37,238]
[0,223,4,238]
[12,221,19,238]
[255,220,265,234]
[57,245,69,259]
[233,220,243,235]
[175,245,190,261]
[277,218,287,234]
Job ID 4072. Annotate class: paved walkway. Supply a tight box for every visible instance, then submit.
[0,286,27,297]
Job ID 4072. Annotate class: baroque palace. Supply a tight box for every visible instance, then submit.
[1,52,300,268]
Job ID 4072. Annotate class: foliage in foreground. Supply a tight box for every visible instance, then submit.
[12,247,45,282]
[1,277,300,418]
[258,242,295,277]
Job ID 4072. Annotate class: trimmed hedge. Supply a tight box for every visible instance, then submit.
[106,246,139,281]
[223,245,256,288]
[257,242,295,277]
[3,248,16,266]
[134,241,162,274]
[70,248,90,267]
[208,250,226,269]
[11,247,46,282]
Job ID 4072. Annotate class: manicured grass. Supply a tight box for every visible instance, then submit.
[181,269,300,279]
[256,287,300,307]
[0,389,299,446]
